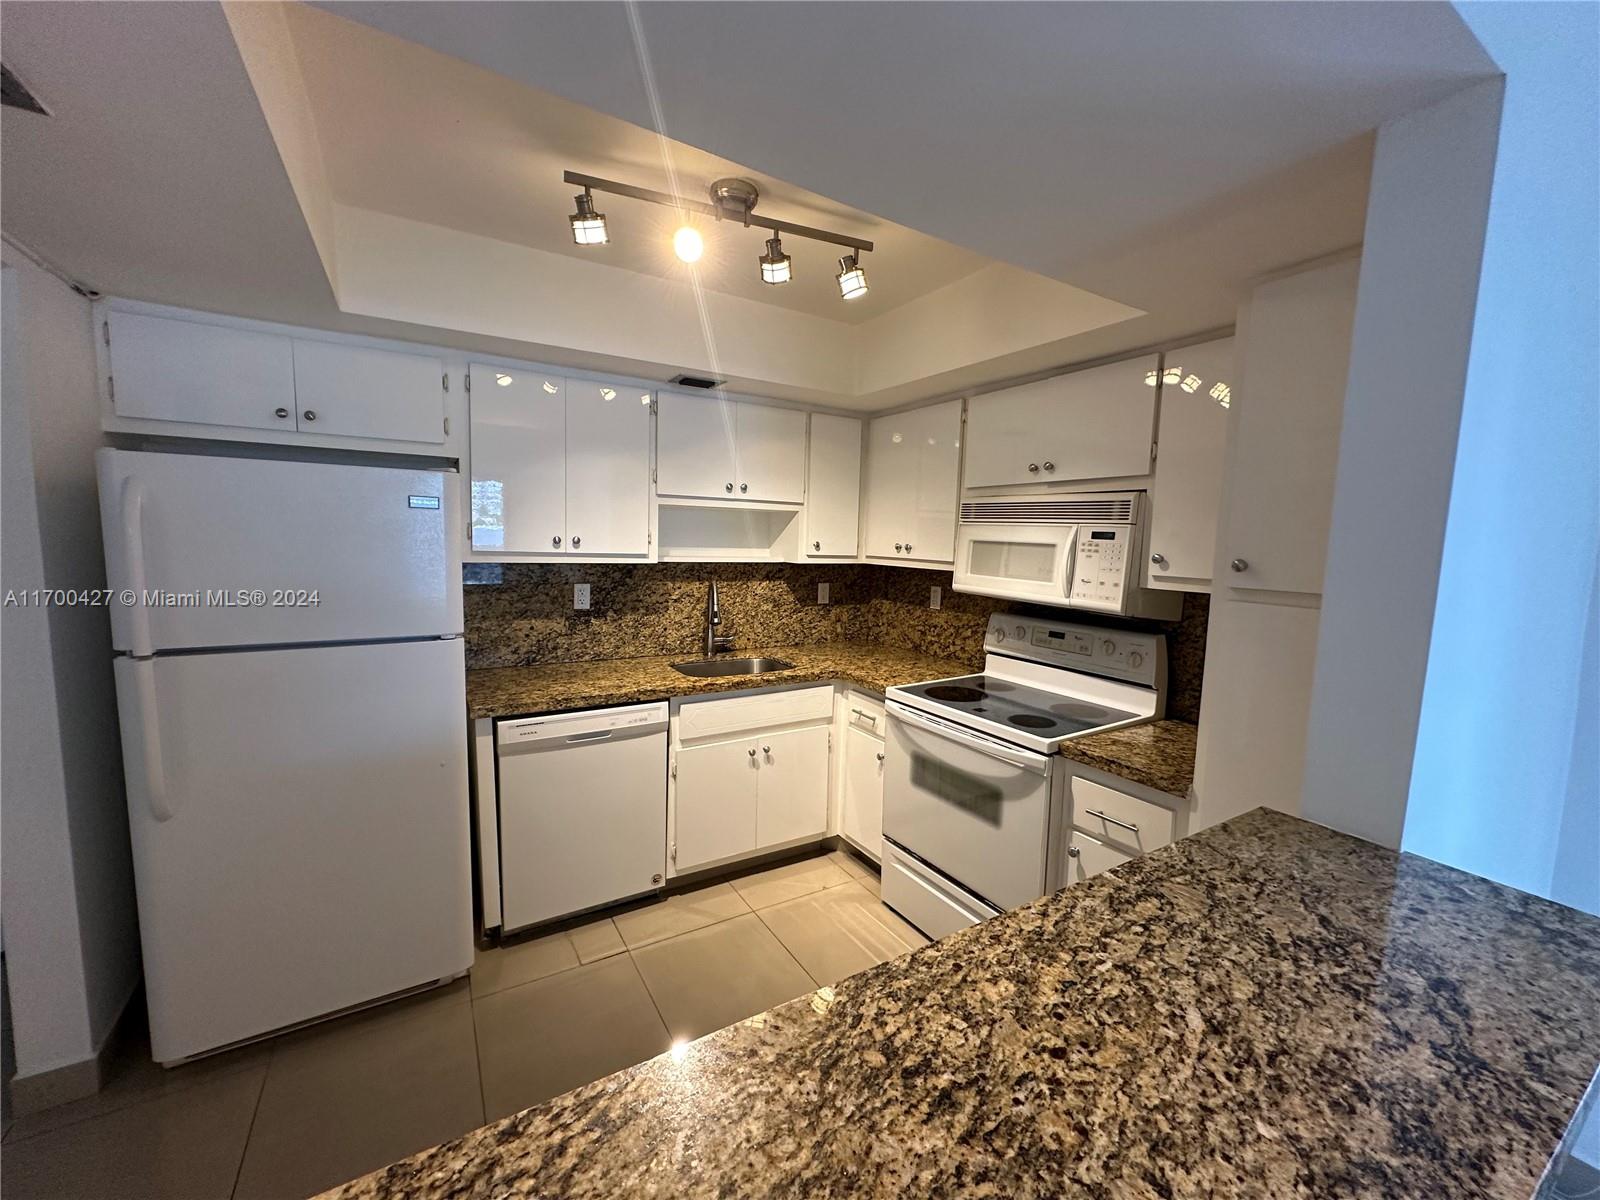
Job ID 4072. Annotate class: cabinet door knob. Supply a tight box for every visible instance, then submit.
[1042,461,1055,473]
[1068,845,1080,859]
[1150,552,1166,566]
[1230,558,1249,572]
[894,542,904,553]
[876,751,885,762]
[1027,462,1040,473]
[748,748,757,758]
[302,409,317,422]
[552,536,562,549]
[739,483,749,493]
[571,535,581,549]
[725,482,734,493]
[813,540,821,551]
[762,745,771,754]
[905,544,913,553]
[274,407,289,419]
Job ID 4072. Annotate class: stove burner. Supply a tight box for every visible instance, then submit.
[1008,713,1058,730]
[925,684,986,703]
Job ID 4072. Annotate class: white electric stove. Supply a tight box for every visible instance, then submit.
[880,613,1166,939]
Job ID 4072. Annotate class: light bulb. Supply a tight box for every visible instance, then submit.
[569,192,608,246]
[836,253,869,300]
[673,226,704,263]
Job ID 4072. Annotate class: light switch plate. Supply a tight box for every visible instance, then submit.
[817,582,830,604]
[929,585,942,610]
[574,583,591,611]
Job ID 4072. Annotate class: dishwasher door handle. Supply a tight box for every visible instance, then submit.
[564,730,616,744]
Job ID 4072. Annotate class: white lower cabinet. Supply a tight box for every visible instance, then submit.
[669,687,833,875]
[1057,772,1178,887]
[836,694,886,861]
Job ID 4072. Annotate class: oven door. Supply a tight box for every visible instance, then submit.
[883,701,1053,911]
[952,522,1077,604]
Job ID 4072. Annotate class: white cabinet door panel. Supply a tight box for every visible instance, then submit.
[865,399,961,563]
[840,724,885,860]
[804,413,863,557]
[469,366,565,554]
[1147,337,1234,588]
[566,380,651,555]
[735,404,806,503]
[657,391,736,499]
[755,725,830,847]
[674,739,757,870]
[292,340,445,444]
[107,310,296,434]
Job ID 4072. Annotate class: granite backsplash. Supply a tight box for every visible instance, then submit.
[463,563,1209,722]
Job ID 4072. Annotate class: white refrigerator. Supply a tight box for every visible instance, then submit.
[97,448,473,1064]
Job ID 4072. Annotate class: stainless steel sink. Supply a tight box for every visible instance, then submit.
[671,657,795,678]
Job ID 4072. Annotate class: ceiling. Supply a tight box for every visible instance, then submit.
[1,1,1499,410]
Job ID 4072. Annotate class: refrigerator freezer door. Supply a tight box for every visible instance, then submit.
[98,448,461,653]
[116,638,473,1063]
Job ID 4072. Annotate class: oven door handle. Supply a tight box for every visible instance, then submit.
[886,701,1052,775]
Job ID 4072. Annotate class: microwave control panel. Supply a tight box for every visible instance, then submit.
[1068,526,1132,612]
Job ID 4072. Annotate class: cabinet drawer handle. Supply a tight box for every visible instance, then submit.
[302,409,317,422]
[725,482,735,493]
[274,407,290,419]
[1230,558,1249,573]
[1027,462,1040,473]
[1042,461,1055,473]
[552,536,562,548]
[1085,808,1138,834]
[851,708,878,726]
[740,483,749,493]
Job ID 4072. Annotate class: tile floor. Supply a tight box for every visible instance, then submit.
[0,847,923,1200]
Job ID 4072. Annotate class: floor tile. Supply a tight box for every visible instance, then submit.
[611,881,750,949]
[757,882,924,986]
[233,983,483,1200]
[855,866,884,899]
[828,847,875,882]
[473,956,671,1121]
[729,856,851,909]
[631,913,818,1043]
[567,916,627,964]
[470,929,579,997]
[0,1064,264,1200]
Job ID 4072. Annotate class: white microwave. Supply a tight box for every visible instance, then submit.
[951,491,1182,618]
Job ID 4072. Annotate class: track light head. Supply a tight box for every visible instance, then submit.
[836,253,869,300]
[569,191,608,245]
[759,235,792,285]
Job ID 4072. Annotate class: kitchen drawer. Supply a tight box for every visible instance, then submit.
[843,691,886,735]
[1069,776,1175,856]
[881,840,999,940]
[676,685,833,742]
[1064,830,1134,884]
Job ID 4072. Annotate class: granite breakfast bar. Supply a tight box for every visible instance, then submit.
[321,809,1600,1200]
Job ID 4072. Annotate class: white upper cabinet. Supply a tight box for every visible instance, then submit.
[106,310,297,434]
[467,366,650,558]
[963,355,1158,488]
[656,391,737,499]
[564,379,652,556]
[469,367,566,555]
[290,340,446,445]
[1146,337,1235,591]
[734,404,807,502]
[864,399,963,563]
[655,391,805,503]
[803,413,863,557]
[1221,258,1359,595]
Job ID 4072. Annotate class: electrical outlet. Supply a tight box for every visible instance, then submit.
[929,585,942,610]
[574,583,591,611]
[817,582,830,605]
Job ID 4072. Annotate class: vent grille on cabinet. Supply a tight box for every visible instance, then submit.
[959,493,1138,525]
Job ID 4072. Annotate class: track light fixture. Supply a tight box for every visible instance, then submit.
[569,190,608,245]
[562,170,873,300]
[759,235,792,285]
[836,253,869,300]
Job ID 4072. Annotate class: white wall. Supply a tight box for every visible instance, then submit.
[1402,4,1600,914]
[0,252,141,1093]
[1299,81,1503,848]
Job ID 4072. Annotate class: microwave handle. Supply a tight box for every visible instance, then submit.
[1060,524,1080,601]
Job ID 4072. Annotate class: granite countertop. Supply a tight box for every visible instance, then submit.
[322,809,1600,1200]
[464,641,974,720]
[1059,718,1198,797]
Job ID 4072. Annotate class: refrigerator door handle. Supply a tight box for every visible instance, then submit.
[128,657,173,822]
[120,474,154,658]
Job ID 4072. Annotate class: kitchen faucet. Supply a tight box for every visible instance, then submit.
[703,581,735,657]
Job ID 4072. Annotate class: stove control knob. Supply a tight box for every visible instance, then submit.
[1014,625,1027,640]
[1128,651,1145,669]
[1101,639,1117,655]
[992,628,1006,643]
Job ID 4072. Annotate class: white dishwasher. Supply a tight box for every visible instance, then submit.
[496,702,668,932]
